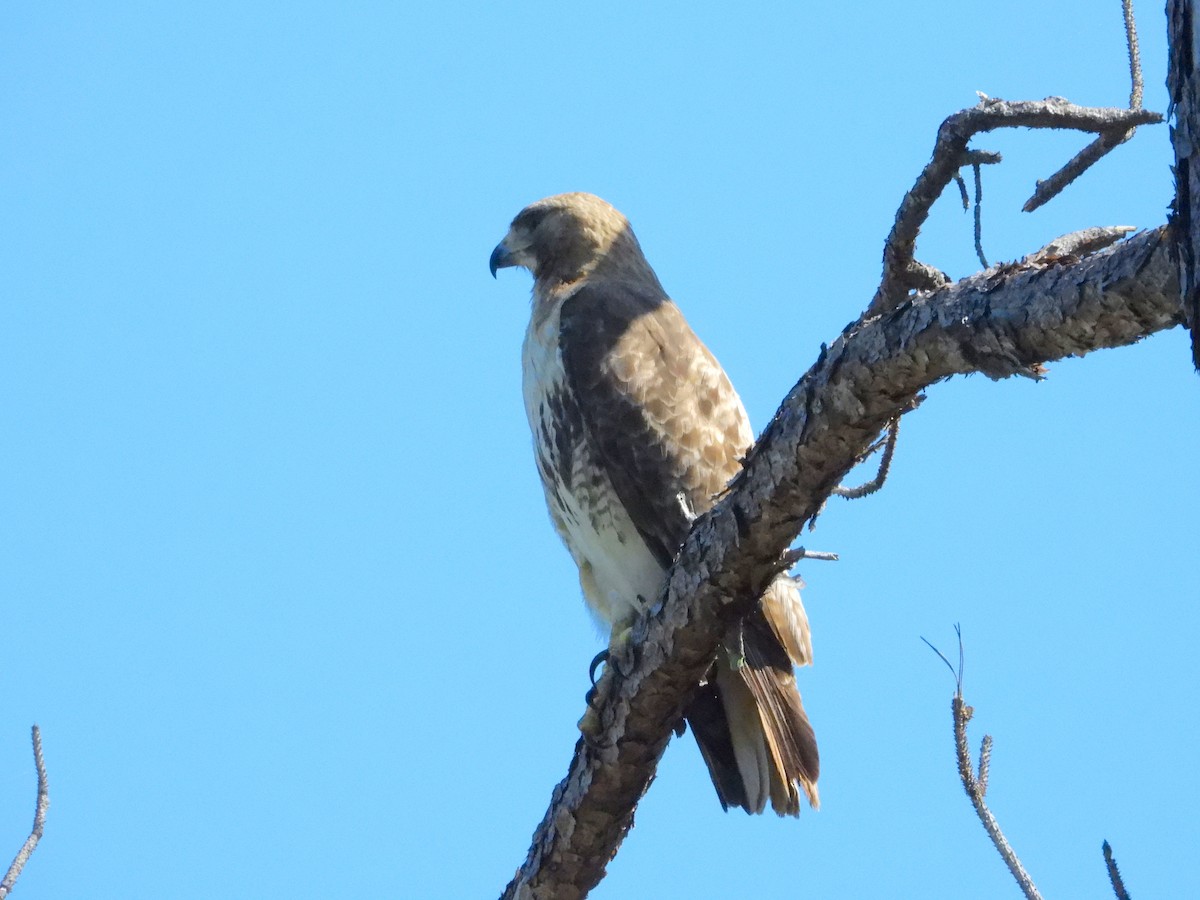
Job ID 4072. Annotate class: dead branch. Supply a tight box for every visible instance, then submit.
[780,547,838,566]
[954,149,1003,240]
[1103,840,1132,900]
[501,228,1181,900]
[971,162,988,268]
[0,727,49,900]
[832,417,900,500]
[1022,130,1135,214]
[950,699,1040,900]
[925,628,1042,900]
[869,99,1160,316]
[1124,0,1145,110]
[1027,225,1136,262]
[930,632,1137,900]
[1023,0,1146,212]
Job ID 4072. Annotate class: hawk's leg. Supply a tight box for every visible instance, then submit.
[578,603,646,738]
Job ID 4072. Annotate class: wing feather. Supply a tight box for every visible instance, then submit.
[556,274,820,815]
[558,280,752,567]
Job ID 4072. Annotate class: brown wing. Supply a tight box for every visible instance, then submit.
[559,277,819,814]
[558,279,752,568]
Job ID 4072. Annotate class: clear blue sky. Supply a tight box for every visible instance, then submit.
[2,2,1196,898]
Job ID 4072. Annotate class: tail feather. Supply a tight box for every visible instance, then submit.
[684,581,820,817]
[685,682,746,812]
[762,575,813,667]
[736,613,820,812]
[715,663,773,813]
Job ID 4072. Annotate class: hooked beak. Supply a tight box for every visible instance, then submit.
[489,241,516,278]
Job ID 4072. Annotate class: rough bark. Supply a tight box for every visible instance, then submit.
[501,226,1181,900]
[1168,0,1200,368]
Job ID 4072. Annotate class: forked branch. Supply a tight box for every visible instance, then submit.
[1023,0,1146,212]
[925,629,1042,900]
[870,99,1160,315]
[926,634,1138,900]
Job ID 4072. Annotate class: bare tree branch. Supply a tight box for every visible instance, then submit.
[950,696,1041,900]
[779,547,839,566]
[1022,130,1136,213]
[972,161,988,268]
[1103,840,1132,900]
[832,417,900,500]
[1028,225,1136,262]
[926,632,1139,900]
[1022,1,1147,212]
[924,629,1041,899]
[870,99,1160,315]
[0,727,49,900]
[955,171,970,210]
[501,227,1181,900]
[976,733,992,797]
[955,147,1004,256]
[1124,0,1144,110]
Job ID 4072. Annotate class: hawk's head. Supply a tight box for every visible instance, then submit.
[490,192,651,286]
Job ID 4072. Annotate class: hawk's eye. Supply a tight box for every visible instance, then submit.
[514,207,548,234]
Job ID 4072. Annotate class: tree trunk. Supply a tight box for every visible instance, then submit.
[1168,0,1200,369]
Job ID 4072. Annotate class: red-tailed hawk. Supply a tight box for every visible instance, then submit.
[490,192,818,815]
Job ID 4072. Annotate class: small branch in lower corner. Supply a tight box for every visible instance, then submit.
[0,726,50,900]
[924,631,1043,900]
[1102,840,1132,900]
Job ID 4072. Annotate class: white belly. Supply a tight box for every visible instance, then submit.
[521,300,665,629]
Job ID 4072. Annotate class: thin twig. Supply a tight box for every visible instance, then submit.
[977,734,992,796]
[1124,0,1143,110]
[955,150,1000,269]
[0,727,49,900]
[1102,840,1132,900]
[973,162,989,268]
[810,417,898,529]
[833,417,900,499]
[812,399,920,531]
[1022,132,1131,213]
[780,547,839,568]
[924,631,1043,900]
[951,694,1042,899]
[1023,1,1147,212]
[870,98,1159,314]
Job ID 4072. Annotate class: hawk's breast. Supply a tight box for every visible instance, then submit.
[521,296,664,628]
